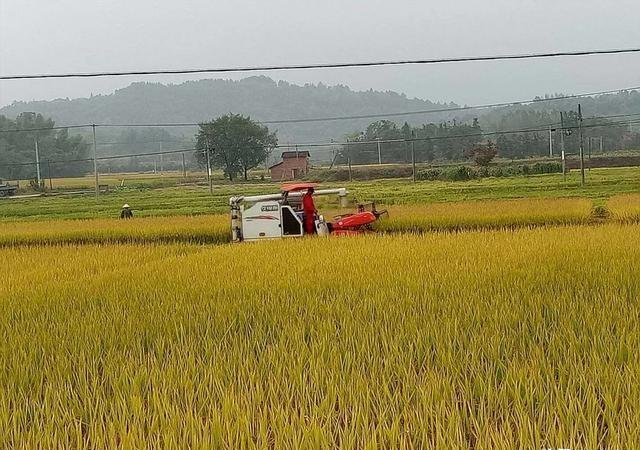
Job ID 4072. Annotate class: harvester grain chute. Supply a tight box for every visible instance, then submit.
[229,183,387,242]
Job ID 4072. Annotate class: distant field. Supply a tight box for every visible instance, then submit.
[2,167,640,221]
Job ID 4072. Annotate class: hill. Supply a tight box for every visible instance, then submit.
[0,77,457,145]
[2,78,638,165]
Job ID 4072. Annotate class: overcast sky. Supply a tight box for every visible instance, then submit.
[1,0,639,109]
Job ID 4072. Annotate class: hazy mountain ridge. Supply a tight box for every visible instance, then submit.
[0,77,458,143]
[2,77,638,156]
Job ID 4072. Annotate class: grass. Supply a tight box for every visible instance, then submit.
[2,225,640,447]
[2,166,640,221]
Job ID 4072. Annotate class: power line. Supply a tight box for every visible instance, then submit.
[98,139,193,146]
[16,110,640,152]
[2,110,639,152]
[0,124,92,134]
[1,84,639,135]
[279,117,640,149]
[0,147,199,168]
[262,86,640,124]
[2,47,640,80]
[97,85,640,127]
[3,117,639,169]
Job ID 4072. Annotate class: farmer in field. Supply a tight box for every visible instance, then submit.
[302,187,317,234]
[120,204,133,219]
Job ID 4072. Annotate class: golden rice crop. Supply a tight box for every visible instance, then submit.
[1,197,594,248]
[2,224,640,448]
[0,214,229,246]
[375,197,594,233]
[607,193,640,222]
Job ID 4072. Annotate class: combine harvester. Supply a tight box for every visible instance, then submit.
[0,182,18,198]
[229,183,386,242]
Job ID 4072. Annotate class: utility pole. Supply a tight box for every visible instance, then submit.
[588,137,592,171]
[34,138,41,186]
[159,141,163,174]
[578,104,585,186]
[560,112,566,182]
[182,152,186,178]
[411,131,416,183]
[328,139,338,170]
[600,136,604,153]
[346,139,352,182]
[92,124,99,200]
[204,138,213,194]
[377,137,382,165]
[47,159,53,190]
[548,126,554,157]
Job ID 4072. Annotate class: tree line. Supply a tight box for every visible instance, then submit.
[0,113,90,182]
[2,107,639,183]
[337,112,638,165]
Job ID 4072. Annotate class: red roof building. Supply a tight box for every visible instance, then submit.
[269,151,310,181]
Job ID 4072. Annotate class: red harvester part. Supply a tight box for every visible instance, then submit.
[331,211,377,231]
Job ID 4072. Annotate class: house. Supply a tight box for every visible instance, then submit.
[269,151,311,181]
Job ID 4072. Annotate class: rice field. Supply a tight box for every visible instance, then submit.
[3,166,640,222]
[0,197,601,247]
[376,197,594,233]
[608,193,640,222]
[2,223,640,448]
[0,215,229,246]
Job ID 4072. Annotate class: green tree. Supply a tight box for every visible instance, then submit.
[195,114,277,181]
[0,112,90,181]
[464,141,498,166]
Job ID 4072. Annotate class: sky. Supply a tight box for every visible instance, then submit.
[1,0,640,109]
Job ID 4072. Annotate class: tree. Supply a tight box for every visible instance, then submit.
[464,141,498,166]
[0,112,90,181]
[195,114,277,181]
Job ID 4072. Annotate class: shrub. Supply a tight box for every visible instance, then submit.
[464,142,498,166]
[441,166,477,181]
[416,168,442,181]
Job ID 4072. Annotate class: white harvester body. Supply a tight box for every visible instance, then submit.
[229,187,347,242]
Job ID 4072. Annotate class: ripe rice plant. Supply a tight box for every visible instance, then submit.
[375,197,594,233]
[607,193,640,222]
[0,215,229,247]
[1,197,595,247]
[1,224,640,448]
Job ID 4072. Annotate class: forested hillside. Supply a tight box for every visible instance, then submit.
[0,77,456,144]
[1,78,638,168]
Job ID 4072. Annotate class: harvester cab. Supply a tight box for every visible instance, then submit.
[229,183,386,242]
